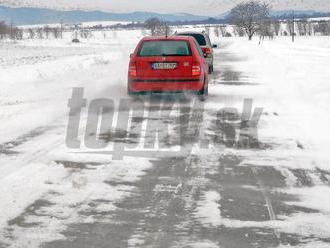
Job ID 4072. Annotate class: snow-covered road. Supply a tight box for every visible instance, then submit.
[1,32,330,248]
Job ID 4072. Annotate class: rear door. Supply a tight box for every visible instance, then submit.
[136,40,193,79]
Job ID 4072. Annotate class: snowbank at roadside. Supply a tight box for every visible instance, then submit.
[213,36,330,172]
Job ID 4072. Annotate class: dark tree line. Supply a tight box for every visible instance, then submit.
[26,26,62,39]
[0,21,23,40]
[226,1,330,40]
[314,20,330,36]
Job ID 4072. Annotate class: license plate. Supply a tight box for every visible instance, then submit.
[151,62,177,70]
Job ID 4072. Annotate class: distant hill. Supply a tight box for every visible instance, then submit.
[0,5,210,25]
[1,5,330,26]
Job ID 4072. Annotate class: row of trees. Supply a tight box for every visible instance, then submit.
[27,26,94,40]
[314,21,330,36]
[135,1,273,40]
[212,20,330,38]
[2,23,96,40]
[26,26,63,39]
[0,21,23,40]
[213,20,330,38]
[143,15,330,41]
[142,1,330,40]
[0,21,66,40]
[224,0,330,40]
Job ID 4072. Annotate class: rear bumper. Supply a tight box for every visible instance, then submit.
[128,78,204,93]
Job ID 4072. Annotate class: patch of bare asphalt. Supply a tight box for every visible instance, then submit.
[54,161,103,170]
[40,150,326,248]
[41,97,324,247]
[211,67,257,86]
[0,126,54,155]
[315,168,330,185]
[40,89,330,247]
[206,110,267,150]
[4,103,327,248]
[99,130,140,145]
[7,200,55,229]
[289,169,314,187]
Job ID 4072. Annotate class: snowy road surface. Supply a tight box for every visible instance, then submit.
[1,32,330,248]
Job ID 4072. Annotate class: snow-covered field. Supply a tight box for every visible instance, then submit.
[219,36,330,169]
[1,28,330,247]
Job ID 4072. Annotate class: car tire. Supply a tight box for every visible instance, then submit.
[127,86,137,98]
[208,65,214,74]
[197,81,208,101]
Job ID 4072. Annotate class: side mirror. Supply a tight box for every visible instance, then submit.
[212,44,218,48]
[130,53,133,58]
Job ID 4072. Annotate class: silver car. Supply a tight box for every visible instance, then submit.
[176,31,217,74]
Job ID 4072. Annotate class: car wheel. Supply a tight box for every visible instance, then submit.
[127,86,132,96]
[127,86,138,98]
[197,81,208,101]
[208,65,214,74]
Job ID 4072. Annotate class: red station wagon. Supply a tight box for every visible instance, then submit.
[127,36,209,98]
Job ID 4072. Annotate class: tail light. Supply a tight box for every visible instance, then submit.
[192,62,201,76]
[203,47,212,57]
[129,62,137,77]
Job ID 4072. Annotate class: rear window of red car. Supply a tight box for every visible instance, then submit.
[138,40,192,57]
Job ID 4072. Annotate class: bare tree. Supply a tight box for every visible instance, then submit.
[80,29,92,39]
[36,28,44,39]
[273,20,281,36]
[214,26,220,37]
[9,22,14,39]
[228,0,271,40]
[44,26,51,39]
[258,18,273,42]
[225,32,232,37]
[52,27,61,39]
[315,21,330,36]
[0,21,10,39]
[297,20,308,36]
[27,28,35,39]
[205,26,210,36]
[286,21,295,37]
[0,21,23,40]
[17,28,24,40]
[307,22,314,36]
[234,26,245,37]
[219,25,227,37]
[144,18,171,36]
[145,18,161,36]
[11,27,23,40]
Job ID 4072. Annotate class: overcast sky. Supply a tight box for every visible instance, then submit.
[1,0,330,15]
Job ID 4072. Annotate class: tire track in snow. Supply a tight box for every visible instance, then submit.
[251,167,281,243]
